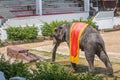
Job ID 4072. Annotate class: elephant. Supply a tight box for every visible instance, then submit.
[52,22,113,76]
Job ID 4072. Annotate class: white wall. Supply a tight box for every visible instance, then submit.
[113,17,120,25]
[93,18,114,29]
[4,12,89,27]
[93,11,115,29]
[93,17,120,29]
[0,12,89,41]
[0,28,7,41]
[0,19,2,26]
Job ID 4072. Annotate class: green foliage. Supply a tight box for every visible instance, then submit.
[72,18,97,28]
[0,55,32,79]
[85,18,97,28]
[41,20,69,37]
[32,62,103,80]
[0,40,3,47]
[0,55,103,80]
[77,73,103,80]
[6,25,38,41]
[32,62,78,80]
[117,11,120,16]
[72,17,86,22]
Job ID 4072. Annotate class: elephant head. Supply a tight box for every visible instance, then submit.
[53,24,66,44]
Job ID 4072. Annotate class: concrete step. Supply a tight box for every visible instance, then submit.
[0,7,15,19]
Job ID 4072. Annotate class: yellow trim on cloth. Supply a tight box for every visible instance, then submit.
[70,22,88,64]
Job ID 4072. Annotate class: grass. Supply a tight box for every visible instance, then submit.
[1,48,120,80]
[29,49,112,70]
[111,62,120,65]
[29,49,69,61]
[30,49,120,65]
[28,49,120,79]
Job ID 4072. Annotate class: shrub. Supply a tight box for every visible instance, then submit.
[0,40,3,47]
[32,62,103,80]
[85,18,97,28]
[0,55,103,80]
[32,62,78,80]
[72,18,97,28]
[77,73,103,80]
[41,19,97,37]
[41,20,69,37]
[0,55,32,79]
[6,25,38,41]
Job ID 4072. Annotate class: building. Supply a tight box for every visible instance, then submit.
[0,0,90,18]
[0,0,120,41]
[98,0,120,11]
[0,0,119,20]
[0,0,91,26]
[0,0,90,41]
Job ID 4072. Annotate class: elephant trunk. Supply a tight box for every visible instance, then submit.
[52,42,60,63]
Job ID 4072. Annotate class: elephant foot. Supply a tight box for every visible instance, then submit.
[88,70,96,76]
[107,73,114,77]
[88,67,95,74]
[71,68,77,73]
[71,62,77,73]
[106,71,114,77]
[106,68,114,77]
[50,61,55,64]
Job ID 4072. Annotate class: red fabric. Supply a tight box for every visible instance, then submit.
[70,22,87,57]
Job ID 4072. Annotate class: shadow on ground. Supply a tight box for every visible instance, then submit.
[65,64,107,75]
[64,64,120,79]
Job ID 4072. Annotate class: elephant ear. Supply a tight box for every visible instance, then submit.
[53,24,66,41]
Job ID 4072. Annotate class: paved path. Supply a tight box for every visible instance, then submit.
[33,42,120,63]
[0,40,120,62]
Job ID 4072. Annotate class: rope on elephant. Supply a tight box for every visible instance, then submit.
[70,22,88,64]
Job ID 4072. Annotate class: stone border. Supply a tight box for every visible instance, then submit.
[0,36,45,47]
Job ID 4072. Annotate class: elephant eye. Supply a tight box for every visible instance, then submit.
[54,28,58,32]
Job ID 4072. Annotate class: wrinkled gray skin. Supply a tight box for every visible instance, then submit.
[52,23,113,75]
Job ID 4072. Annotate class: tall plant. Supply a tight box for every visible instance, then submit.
[6,25,38,41]
[0,54,103,80]
[41,20,69,37]
[72,18,97,28]
[41,19,97,37]
[0,55,32,79]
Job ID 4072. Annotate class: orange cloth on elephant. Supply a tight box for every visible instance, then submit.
[70,22,88,64]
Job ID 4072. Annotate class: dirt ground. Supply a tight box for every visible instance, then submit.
[1,31,120,53]
[0,31,120,79]
[101,31,120,53]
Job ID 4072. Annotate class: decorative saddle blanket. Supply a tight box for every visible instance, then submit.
[70,22,88,64]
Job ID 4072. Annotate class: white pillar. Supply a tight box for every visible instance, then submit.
[0,28,7,41]
[0,19,2,26]
[36,0,42,15]
[84,0,90,12]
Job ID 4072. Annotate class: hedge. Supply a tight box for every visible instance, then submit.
[6,25,38,41]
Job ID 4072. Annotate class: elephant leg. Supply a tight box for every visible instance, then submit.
[96,51,113,76]
[52,43,60,63]
[85,51,95,73]
[71,62,77,72]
